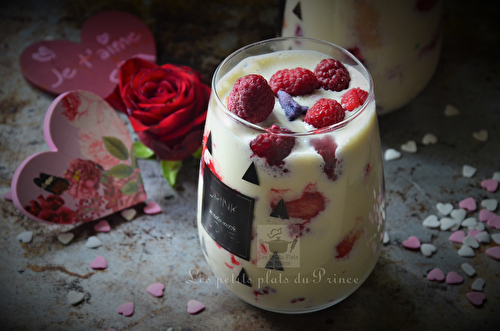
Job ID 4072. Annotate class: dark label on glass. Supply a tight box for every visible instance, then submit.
[201,164,254,261]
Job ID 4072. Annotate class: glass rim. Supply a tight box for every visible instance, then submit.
[211,37,375,137]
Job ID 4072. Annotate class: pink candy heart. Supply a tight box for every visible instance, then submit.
[3,190,12,201]
[146,283,165,297]
[468,230,481,239]
[449,230,465,244]
[403,236,421,249]
[486,246,500,260]
[427,268,445,282]
[481,179,499,192]
[89,256,108,269]
[116,302,134,317]
[458,197,476,211]
[445,271,464,285]
[94,220,111,232]
[479,209,496,222]
[487,216,500,230]
[466,292,486,306]
[187,299,205,314]
[144,201,161,215]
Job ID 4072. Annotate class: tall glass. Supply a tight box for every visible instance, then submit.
[197,37,385,314]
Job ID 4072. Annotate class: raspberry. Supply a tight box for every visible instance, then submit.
[269,67,318,96]
[310,135,339,181]
[304,98,345,128]
[227,74,275,124]
[314,58,350,92]
[250,125,295,166]
[341,87,369,111]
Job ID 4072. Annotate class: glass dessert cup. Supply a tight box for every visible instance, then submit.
[197,37,386,314]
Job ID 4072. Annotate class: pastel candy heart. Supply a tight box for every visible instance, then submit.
[440,217,458,231]
[420,244,436,257]
[144,201,161,215]
[57,232,74,245]
[19,11,156,98]
[400,140,417,153]
[422,133,438,145]
[462,165,476,178]
[384,149,401,161]
[461,263,476,277]
[466,292,486,306]
[486,246,500,260]
[89,256,108,269]
[472,129,488,142]
[146,283,165,297]
[86,236,102,248]
[16,231,33,243]
[481,179,498,192]
[473,222,485,231]
[474,231,490,244]
[402,236,420,249]
[461,217,477,228]
[471,278,485,291]
[116,302,134,317]
[487,215,500,229]
[444,104,460,116]
[422,215,440,228]
[493,172,500,181]
[445,271,463,285]
[462,235,479,249]
[383,231,390,244]
[479,209,496,222]
[10,90,147,225]
[450,209,466,222]
[121,208,137,221]
[458,245,475,257]
[94,220,111,232]
[491,233,500,244]
[449,231,465,244]
[436,203,453,216]
[68,291,84,305]
[458,197,476,211]
[481,198,498,211]
[427,268,445,282]
[3,190,12,201]
[187,299,205,314]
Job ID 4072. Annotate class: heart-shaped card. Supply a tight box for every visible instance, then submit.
[11,90,147,224]
[19,10,156,98]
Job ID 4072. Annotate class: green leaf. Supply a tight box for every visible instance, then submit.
[103,136,129,160]
[108,164,134,179]
[121,181,139,195]
[161,160,183,187]
[192,146,202,159]
[133,141,155,159]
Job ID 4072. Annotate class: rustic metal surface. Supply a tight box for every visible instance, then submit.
[1,0,499,330]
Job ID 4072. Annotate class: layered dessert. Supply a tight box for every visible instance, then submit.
[197,38,385,313]
[281,0,443,114]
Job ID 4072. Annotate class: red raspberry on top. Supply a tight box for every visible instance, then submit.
[250,125,295,166]
[227,74,275,124]
[314,58,351,92]
[269,67,318,96]
[341,87,369,111]
[304,98,345,128]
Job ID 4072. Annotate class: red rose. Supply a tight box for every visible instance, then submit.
[24,194,76,224]
[107,57,211,161]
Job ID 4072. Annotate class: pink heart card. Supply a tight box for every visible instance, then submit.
[11,90,147,224]
[19,10,156,98]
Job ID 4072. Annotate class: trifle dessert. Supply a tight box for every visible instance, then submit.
[197,38,385,313]
[281,0,443,114]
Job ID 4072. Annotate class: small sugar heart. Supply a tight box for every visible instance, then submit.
[449,230,465,244]
[422,133,438,145]
[450,209,466,222]
[383,231,390,244]
[473,222,485,231]
[403,236,420,249]
[384,149,401,161]
[16,231,33,243]
[444,104,460,116]
[445,271,464,285]
[121,208,137,221]
[420,243,436,257]
[466,292,486,306]
[401,140,417,153]
[427,268,445,282]
[459,197,476,212]
[3,190,12,201]
[57,232,74,245]
[68,291,84,305]
[146,283,165,297]
[487,215,500,230]
[436,203,453,216]
[462,235,479,249]
[471,278,485,291]
[481,198,498,211]
[461,217,477,228]
[462,165,477,178]
[481,179,498,192]
[474,231,490,244]
[479,209,496,222]
[493,172,500,182]
[486,246,500,260]
[423,215,440,228]
[116,302,134,317]
[144,201,161,215]
[440,217,458,231]
[491,233,500,244]
[461,263,476,277]
[89,256,108,269]
[94,220,111,232]
[187,299,205,314]
[468,230,481,238]
[472,129,488,142]
[85,236,102,248]
[458,245,475,257]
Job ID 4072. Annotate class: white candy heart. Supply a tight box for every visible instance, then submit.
[383,231,390,244]
[471,278,485,291]
[423,215,441,228]
[458,245,475,257]
[401,140,417,153]
[121,208,137,221]
[493,172,500,182]
[422,133,438,145]
[492,233,500,244]
[444,104,460,116]
[461,263,476,277]
[450,221,461,231]
[474,222,485,231]
[16,231,33,243]
[461,217,477,228]
[57,232,74,245]
[475,231,490,244]
[85,236,102,248]
[472,129,488,142]
[436,203,453,216]
[450,209,466,222]
[463,235,479,249]
[68,291,84,305]
[462,165,477,178]
[440,217,458,231]
[481,199,498,211]
[384,149,401,161]
[420,243,437,257]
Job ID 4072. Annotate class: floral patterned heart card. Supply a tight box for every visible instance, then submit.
[11,90,147,224]
[19,10,156,98]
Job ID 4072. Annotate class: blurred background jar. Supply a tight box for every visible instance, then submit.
[281,0,443,115]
